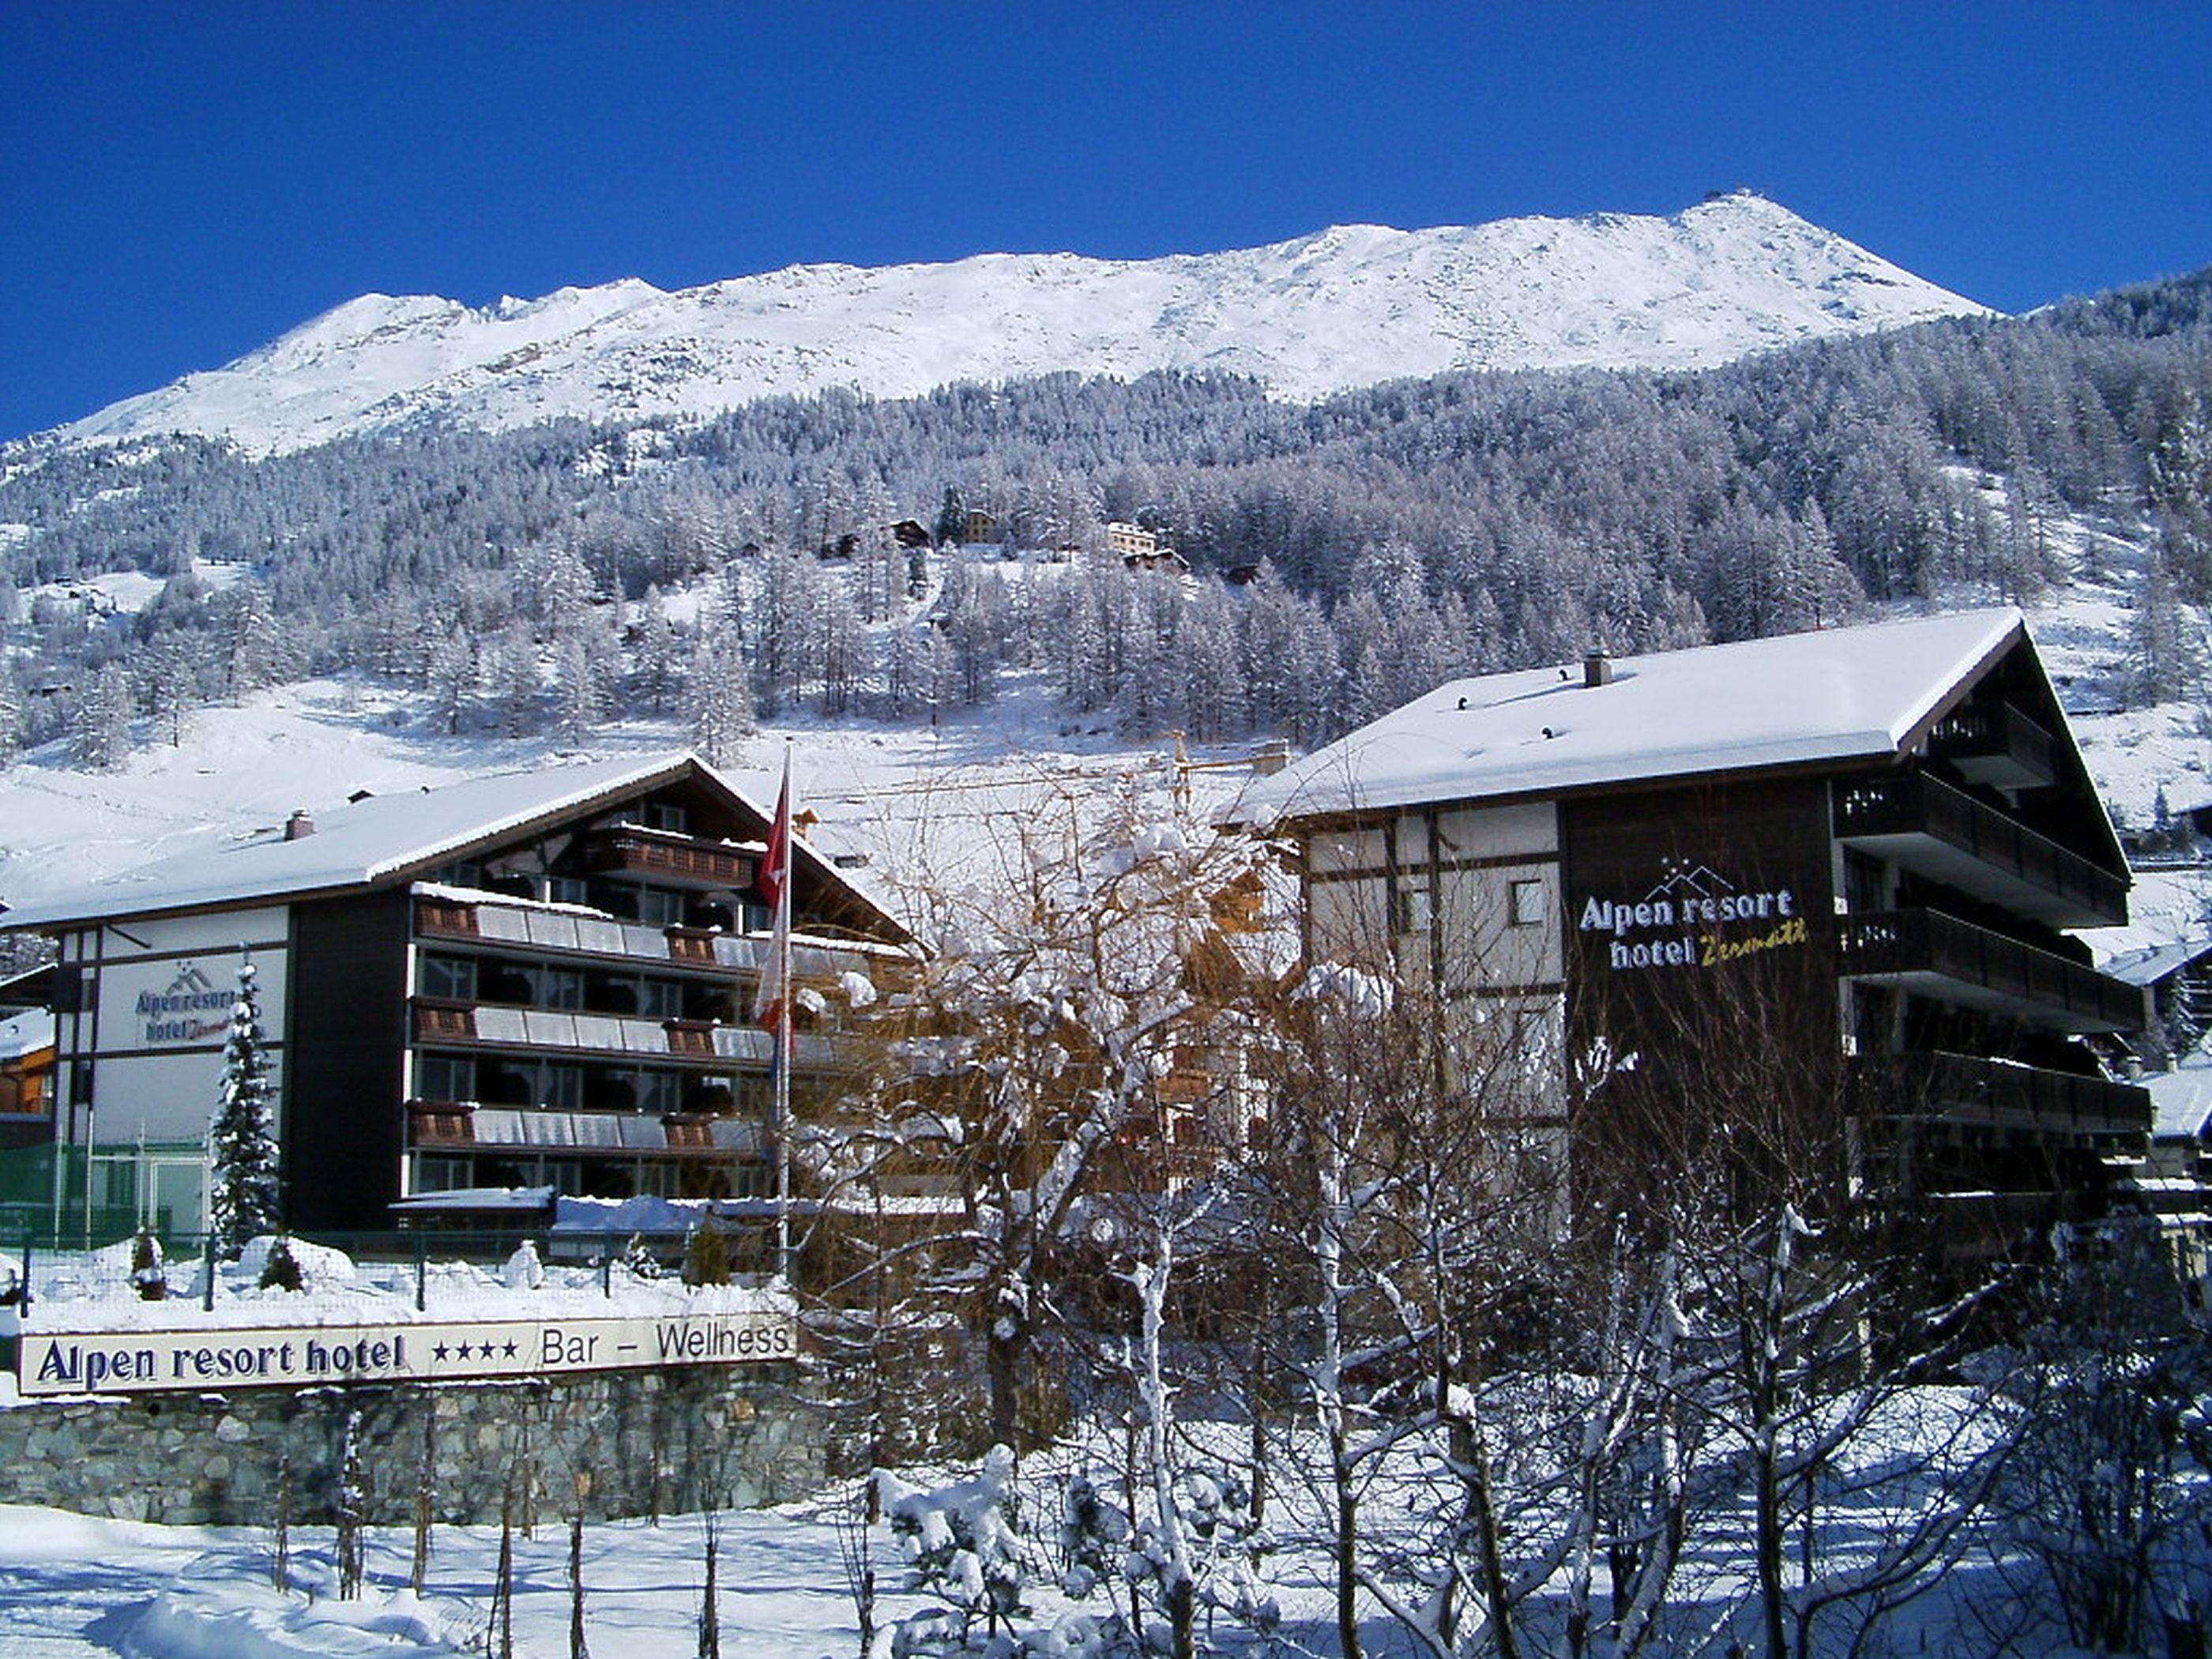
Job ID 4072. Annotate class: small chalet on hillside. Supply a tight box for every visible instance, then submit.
[0,753,910,1237]
[1237,608,2154,1262]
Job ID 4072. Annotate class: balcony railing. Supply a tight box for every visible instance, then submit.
[409,997,846,1069]
[1840,908,2146,1033]
[1927,702,2060,791]
[1849,1050,2150,1146]
[1834,771,2127,927]
[413,893,871,983]
[406,1099,766,1157]
[582,830,756,890]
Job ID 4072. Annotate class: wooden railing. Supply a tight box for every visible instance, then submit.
[1834,771,2126,924]
[1840,908,2145,1032]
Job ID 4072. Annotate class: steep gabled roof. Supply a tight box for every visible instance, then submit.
[1235,608,2044,824]
[1,750,905,940]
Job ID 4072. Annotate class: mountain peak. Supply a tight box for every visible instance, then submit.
[46,199,1988,454]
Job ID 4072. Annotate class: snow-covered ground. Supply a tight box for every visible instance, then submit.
[0,1497,861,1658]
[0,668,1253,930]
[0,1401,2135,1659]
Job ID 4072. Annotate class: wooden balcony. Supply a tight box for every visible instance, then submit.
[1926,702,2060,792]
[582,830,756,890]
[406,1100,761,1157]
[415,897,480,939]
[412,999,477,1043]
[1849,1050,2150,1148]
[665,927,720,964]
[408,1098,476,1146]
[1840,908,2146,1034]
[1834,771,2127,927]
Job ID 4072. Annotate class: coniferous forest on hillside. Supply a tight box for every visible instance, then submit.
[2,266,2209,767]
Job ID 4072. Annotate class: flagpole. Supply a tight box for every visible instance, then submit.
[772,740,795,1284]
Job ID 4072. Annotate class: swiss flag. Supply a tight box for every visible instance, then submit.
[753,756,793,1054]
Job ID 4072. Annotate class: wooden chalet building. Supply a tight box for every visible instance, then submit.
[1,753,909,1236]
[1237,608,2153,1260]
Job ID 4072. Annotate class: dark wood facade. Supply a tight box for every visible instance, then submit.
[287,892,412,1230]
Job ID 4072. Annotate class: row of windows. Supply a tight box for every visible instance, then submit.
[413,1052,767,1115]
[1394,876,1548,935]
[412,1151,771,1202]
[418,953,698,1020]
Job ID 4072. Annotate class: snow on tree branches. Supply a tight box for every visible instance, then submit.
[207,951,282,1258]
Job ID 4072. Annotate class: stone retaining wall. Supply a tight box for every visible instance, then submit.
[0,1364,829,1525]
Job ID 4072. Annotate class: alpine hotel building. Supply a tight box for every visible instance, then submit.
[1240,609,2153,1258]
[2,754,908,1234]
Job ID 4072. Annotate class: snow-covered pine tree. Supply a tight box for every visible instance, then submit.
[72,664,135,772]
[686,626,754,767]
[208,951,282,1258]
[633,585,682,713]
[0,668,22,766]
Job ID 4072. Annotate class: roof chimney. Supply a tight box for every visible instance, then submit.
[284,809,315,841]
[1582,646,1614,689]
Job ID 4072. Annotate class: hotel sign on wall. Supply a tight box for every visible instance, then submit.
[134,963,235,1047]
[95,953,289,1051]
[1578,859,1809,972]
[17,1308,799,1395]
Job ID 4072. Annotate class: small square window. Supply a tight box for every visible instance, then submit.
[1395,886,1434,935]
[1510,878,1546,927]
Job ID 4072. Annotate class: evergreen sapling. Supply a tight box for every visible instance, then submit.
[209,954,282,1259]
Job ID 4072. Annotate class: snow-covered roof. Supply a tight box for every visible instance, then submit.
[388,1186,556,1213]
[2147,1051,2212,1141]
[2104,937,2212,987]
[1235,608,2031,823]
[0,750,893,935]
[0,1009,54,1063]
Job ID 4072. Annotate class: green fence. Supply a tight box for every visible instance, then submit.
[0,1140,209,1255]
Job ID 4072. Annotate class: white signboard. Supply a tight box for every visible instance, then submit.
[17,1308,798,1396]
[96,950,289,1051]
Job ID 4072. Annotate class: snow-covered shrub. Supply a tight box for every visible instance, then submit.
[502,1240,546,1291]
[130,1228,167,1301]
[237,1233,355,1292]
[881,1444,1034,1653]
[256,1234,303,1292]
[682,1223,732,1288]
[623,1231,664,1279]
[1055,1473,1129,1601]
[1986,1227,2212,1653]
[1094,1461,1276,1653]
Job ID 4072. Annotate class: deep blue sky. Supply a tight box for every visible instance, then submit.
[5,2,2209,442]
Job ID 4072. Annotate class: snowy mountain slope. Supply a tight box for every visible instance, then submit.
[46,194,1988,454]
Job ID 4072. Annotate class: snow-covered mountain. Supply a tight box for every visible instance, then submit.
[51,194,1987,454]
